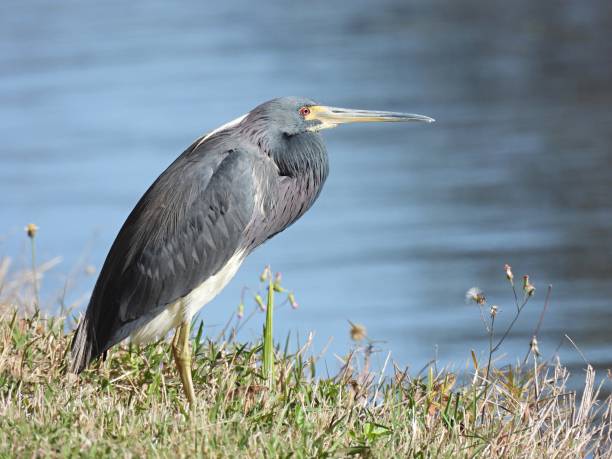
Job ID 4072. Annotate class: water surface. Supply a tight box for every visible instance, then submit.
[1,0,612,382]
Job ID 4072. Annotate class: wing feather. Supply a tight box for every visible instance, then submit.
[70,139,256,372]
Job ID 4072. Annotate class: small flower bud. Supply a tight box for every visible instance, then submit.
[465,287,486,305]
[272,272,285,291]
[288,292,299,309]
[254,294,265,311]
[504,264,514,282]
[259,265,271,283]
[273,277,284,293]
[25,223,39,239]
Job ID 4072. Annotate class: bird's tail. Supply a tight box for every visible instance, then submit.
[69,315,95,374]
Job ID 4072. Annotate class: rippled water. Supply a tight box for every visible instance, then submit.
[1,1,611,381]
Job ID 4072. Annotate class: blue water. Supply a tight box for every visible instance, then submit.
[1,1,612,381]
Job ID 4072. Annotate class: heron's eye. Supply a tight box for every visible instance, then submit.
[299,106,311,117]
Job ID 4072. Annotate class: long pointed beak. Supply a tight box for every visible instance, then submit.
[306,105,435,130]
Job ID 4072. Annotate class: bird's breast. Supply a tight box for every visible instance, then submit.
[129,250,246,345]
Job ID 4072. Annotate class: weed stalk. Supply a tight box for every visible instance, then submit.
[263,278,275,383]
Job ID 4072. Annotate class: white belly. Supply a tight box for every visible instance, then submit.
[129,251,245,344]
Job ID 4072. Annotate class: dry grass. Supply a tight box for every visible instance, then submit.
[0,254,611,458]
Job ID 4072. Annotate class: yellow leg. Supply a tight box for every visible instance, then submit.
[172,320,196,406]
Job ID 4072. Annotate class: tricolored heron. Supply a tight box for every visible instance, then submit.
[70,96,434,403]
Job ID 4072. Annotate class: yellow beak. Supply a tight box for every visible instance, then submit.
[306,105,435,130]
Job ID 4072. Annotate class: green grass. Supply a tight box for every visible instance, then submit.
[0,253,611,457]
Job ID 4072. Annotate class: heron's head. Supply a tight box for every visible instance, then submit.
[246,96,434,137]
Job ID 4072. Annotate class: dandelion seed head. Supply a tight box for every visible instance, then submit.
[465,287,486,305]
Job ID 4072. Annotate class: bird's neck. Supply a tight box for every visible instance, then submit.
[239,123,329,204]
[261,131,330,237]
[269,131,329,184]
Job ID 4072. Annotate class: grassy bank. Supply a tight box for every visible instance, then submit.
[0,251,611,457]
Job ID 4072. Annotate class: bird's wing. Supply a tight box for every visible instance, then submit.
[75,139,256,363]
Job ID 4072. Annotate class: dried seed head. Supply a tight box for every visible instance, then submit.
[349,322,367,342]
[490,305,498,317]
[523,275,535,296]
[25,223,39,239]
[237,302,244,319]
[504,264,514,282]
[465,287,486,305]
[530,336,540,357]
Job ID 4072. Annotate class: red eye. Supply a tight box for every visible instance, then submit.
[299,106,311,117]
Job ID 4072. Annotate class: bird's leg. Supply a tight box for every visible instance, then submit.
[172,320,196,406]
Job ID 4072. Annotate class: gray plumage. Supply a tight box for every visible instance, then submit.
[70,96,433,377]
[70,96,329,372]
